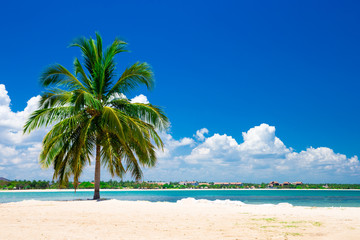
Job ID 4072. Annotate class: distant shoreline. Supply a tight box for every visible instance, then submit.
[1,188,360,193]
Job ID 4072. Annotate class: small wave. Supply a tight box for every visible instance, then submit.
[277,202,293,207]
[176,197,246,206]
[20,199,41,203]
[176,198,293,207]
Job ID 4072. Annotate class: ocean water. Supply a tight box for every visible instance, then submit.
[0,190,360,207]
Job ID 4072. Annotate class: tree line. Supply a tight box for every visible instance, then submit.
[1,180,360,190]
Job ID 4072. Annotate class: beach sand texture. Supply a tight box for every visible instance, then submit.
[1,199,360,240]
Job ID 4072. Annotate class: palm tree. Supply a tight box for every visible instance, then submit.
[23,33,169,199]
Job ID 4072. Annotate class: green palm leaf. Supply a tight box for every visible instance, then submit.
[24,33,169,199]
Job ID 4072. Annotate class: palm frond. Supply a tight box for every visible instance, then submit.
[73,58,92,92]
[107,62,154,96]
[72,89,102,112]
[70,36,97,77]
[23,106,75,134]
[38,88,73,109]
[40,64,85,90]
[24,32,168,197]
[110,99,169,131]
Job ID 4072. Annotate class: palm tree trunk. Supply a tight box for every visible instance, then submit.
[93,144,101,200]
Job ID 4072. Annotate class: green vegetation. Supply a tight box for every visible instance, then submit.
[311,221,322,227]
[0,180,51,190]
[252,218,277,222]
[284,232,302,237]
[284,225,299,228]
[23,33,169,199]
[1,180,359,190]
[271,183,360,190]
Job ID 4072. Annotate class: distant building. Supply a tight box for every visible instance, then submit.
[268,181,280,188]
[282,182,291,186]
[155,182,169,186]
[198,182,210,186]
[230,182,243,186]
[292,182,303,186]
[214,182,229,185]
[269,181,280,186]
[179,181,198,186]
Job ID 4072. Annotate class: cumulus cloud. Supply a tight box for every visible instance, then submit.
[0,85,43,145]
[147,124,360,183]
[108,93,149,104]
[108,92,127,102]
[130,94,149,104]
[155,132,194,159]
[1,83,359,183]
[239,124,289,156]
[287,147,360,175]
[194,128,209,141]
[0,84,53,179]
[185,133,239,164]
[0,84,10,106]
[184,124,289,167]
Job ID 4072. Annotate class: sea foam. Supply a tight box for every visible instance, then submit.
[176,197,293,207]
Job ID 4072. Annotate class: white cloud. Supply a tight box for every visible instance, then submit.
[185,133,239,164]
[0,84,10,105]
[108,92,127,102]
[147,124,360,183]
[286,147,360,175]
[0,84,43,146]
[239,124,289,156]
[0,85,39,130]
[0,84,52,180]
[108,93,149,104]
[130,94,149,104]
[0,83,359,183]
[0,86,158,181]
[155,132,194,159]
[194,128,209,141]
[184,124,289,167]
[0,144,17,158]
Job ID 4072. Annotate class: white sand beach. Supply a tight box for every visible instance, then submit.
[1,199,359,240]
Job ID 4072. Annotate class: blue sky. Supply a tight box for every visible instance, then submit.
[0,1,359,183]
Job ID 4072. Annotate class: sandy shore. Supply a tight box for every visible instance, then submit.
[1,199,359,240]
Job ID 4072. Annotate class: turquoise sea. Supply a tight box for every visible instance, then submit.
[1,190,360,207]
